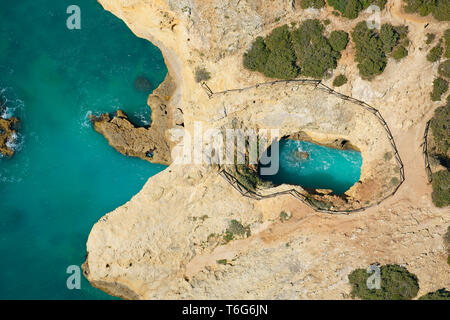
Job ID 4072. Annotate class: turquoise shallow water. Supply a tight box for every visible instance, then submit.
[0,1,167,299]
[261,140,362,194]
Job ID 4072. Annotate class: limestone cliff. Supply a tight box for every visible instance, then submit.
[83,0,450,299]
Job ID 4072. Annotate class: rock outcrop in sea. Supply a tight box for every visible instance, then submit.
[0,116,19,158]
[90,73,180,166]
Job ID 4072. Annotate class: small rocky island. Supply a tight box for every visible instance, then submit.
[0,96,19,158]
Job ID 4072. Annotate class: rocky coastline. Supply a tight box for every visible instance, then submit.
[83,0,450,299]
[0,116,19,158]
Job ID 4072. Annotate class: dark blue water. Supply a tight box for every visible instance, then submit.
[0,1,167,299]
[261,140,362,194]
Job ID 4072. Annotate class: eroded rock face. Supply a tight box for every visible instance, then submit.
[0,117,19,157]
[90,110,170,165]
[91,72,180,165]
[84,0,450,299]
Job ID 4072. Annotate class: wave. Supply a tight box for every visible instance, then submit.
[1,87,23,119]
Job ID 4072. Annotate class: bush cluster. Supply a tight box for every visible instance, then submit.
[426,33,436,45]
[430,78,448,101]
[403,0,450,21]
[438,60,450,78]
[445,29,450,58]
[300,0,325,9]
[431,170,450,207]
[244,20,349,79]
[194,67,211,83]
[327,0,387,19]
[222,219,251,243]
[430,105,450,156]
[351,22,408,78]
[419,289,450,300]
[427,43,443,63]
[392,46,408,61]
[348,264,419,300]
[333,74,348,87]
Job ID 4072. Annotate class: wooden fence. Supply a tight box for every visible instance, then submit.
[422,120,433,183]
[202,79,406,214]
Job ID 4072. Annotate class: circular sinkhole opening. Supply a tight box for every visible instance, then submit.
[258,138,363,195]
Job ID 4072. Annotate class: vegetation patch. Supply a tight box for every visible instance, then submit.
[431,170,450,207]
[235,164,272,191]
[279,211,291,222]
[426,33,436,45]
[333,74,348,87]
[327,0,387,19]
[403,0,450,21]
[243,20,348,79]
[351,22,408,79]
[217,259,228,265]
[419,288,450,300]
[195,67,211,83]
[445,29,450,58]
[438,60,450,78]
[427,43,443,63]
[291,20,348,78]
[222,219,251,244]
[392,45,408,61]
[430,105,449,156]
[299,0,325,9]
[430,78,449,102]
[243,25,298,79]
[348,264,419,300]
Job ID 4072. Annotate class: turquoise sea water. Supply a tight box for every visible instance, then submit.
[0,1,167,299]
[261,140,362,194]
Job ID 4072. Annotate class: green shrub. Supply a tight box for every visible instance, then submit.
[222,219,251,244]
[351,22,387,79]
[223,231,234,243]
[243,37,270,72]
[263,25,299,79]
[430,104,450,156]
[380,24,400,54]
[419,289,450,300]
[327,0,387,19]
[300,0,326,9]
[329,30,349,52]
[217,259,227,265]
[228,219,250,237]
[194,67,211,83]
[243,25,299,79]
[279,211,291,222]
[431,170,450,207]
[427,44,443,62]
[348,264,419,300]
[391,177,400,186]
[333,74,348,87]
[445,29,450,58]
[392,46,408,60]
[426,33,436,45]
[291,19,345,78]
[430,78,449,101]
[438,60,450,78]
[445,226,450,249]
[404,0,450,21]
